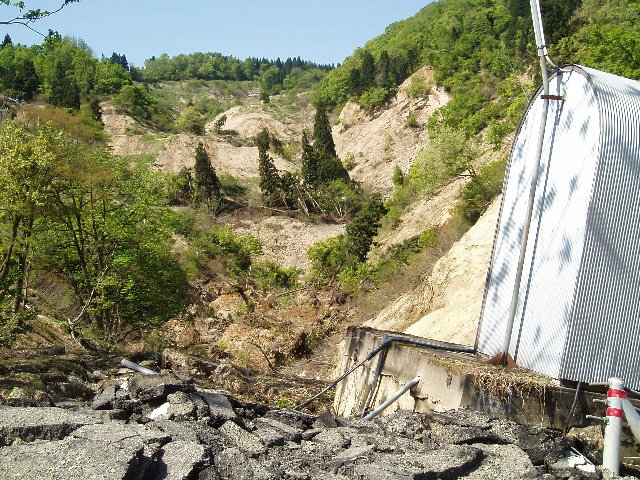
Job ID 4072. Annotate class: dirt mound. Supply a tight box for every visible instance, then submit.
[365,197,500,345]
[206,102,312,143]
[333,67,450,196]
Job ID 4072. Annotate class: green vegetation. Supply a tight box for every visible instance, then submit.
[308,196,387,283]
[454,157,508,223]
[0,0,635,353]
[138,53,333,98]
[193,142,222,210]
[314,0,639,134]
[386,126,479,223]
[0,114,278,346]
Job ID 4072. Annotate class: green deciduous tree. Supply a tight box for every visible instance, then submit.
[0,120,188,342]
[93,59,131,94]
[0,122,60,312]
[0,1,79,30]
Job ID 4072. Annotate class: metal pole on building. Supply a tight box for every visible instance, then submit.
[497,0,553,364]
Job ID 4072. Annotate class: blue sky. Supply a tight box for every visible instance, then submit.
[4,1,429,67]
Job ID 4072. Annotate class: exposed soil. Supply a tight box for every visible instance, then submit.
[333,66,450,197]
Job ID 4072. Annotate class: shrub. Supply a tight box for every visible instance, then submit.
[407,76,430,98]
[308,236,350,282]
[406,112,420,129]
[392,166,405,187]
[252,260,299,290]
[358,87,392,111]
[453,156,507,223]
[176,106,206,135]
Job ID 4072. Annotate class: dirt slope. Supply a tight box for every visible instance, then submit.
[333,67,450,197]
[365,197,501,345]
[228,215,345,270]
[206,102,313,142]
[152,134,297,178]
[101,101,165,156]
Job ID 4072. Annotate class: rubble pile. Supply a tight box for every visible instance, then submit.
[0,367,634,479]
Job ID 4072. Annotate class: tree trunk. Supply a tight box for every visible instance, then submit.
[0,215,22,280]
[13,215,34,313]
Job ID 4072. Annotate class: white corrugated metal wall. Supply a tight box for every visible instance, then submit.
[477,66,640,388]
[561,67,640,387]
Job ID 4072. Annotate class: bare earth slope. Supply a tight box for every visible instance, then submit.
[333,67,450,197]
[365,197,501,345]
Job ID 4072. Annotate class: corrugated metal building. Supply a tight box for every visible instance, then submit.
[477,65,640,389]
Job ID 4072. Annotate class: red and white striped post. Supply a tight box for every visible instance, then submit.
[603,377,626,475]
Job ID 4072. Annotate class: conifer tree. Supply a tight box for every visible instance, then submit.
[256,128,283,205]
[312,107,349,183]
[193,142,221,208]
[375,50,393,89]
[359,50,376,91]
[1,34,11,48]
[301,130,319,185]
[312,106,337,160]
[50,60,80,110]
[12,58,39,101]
[345,196,388,261]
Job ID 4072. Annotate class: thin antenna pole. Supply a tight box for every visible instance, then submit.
[499,0,553,359]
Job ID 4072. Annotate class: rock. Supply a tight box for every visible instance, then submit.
[150,419,200,443]
[214,447,277,480]
[219,420,266,457]
[113,388,140,412]
[264,408,316,430]
[253,426,286,448]
[151,417,229,450]
[255,416,303,442]
[464,443,539,479]
[167,391,198,420]
[128,373,195,402]
[301,428,323,441]
[199,465,222,479]
[354,445,483,479]
[312,410,339,429]
[163,348,219,376]
[0,432,145,480]
[72,422,170,454]
[330,445,375,466]
[0,406,100,446]
[311,428,352,449]
[91,384,117,410]
[156,440,207,480]
[96,408,129,421]
[197,389,238,425]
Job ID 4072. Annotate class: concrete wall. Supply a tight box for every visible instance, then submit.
[334,327,615,431]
